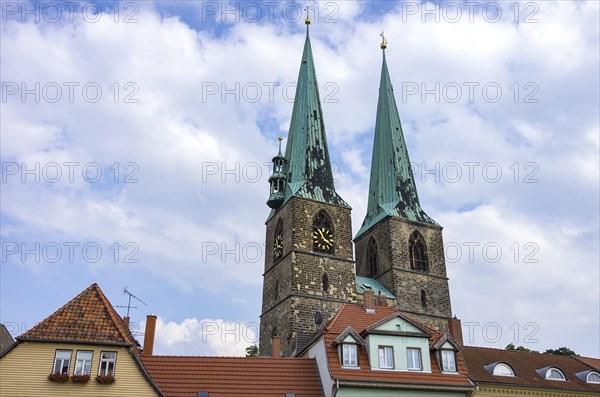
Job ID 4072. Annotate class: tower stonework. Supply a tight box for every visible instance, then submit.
[259,21,356,357]
[260,198,356,357]
[354,44,452,332]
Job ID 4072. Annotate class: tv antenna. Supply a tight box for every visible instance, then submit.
[117,287,147,317]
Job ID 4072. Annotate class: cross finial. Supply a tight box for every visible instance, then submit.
[305,6,311,25]
[380,31,387,49]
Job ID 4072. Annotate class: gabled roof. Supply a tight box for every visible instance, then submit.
[17,283,136,346]
[141,356,323,397]
[363,312,432,338]
[431,333,462,352]
[332,326,366,346]
[311,303,472,388]
[463,346,600,393]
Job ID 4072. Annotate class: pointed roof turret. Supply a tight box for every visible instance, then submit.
[356,35,438,238]
[280,21,349,208]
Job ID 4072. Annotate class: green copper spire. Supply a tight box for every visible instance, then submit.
[356,40,438,238]
[281,24,348,208]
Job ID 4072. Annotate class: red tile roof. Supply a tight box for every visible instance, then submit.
[574,355,600,370]
[141,356,323,397]
[463,346,600,393]
[17,283,136,346]
[312,304,472,389]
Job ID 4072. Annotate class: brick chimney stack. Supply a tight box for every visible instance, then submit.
[123,316,130,328]
[143,315,157,356]
[363,290,375,311]
[271,336,281,358]
[449,316,463,346]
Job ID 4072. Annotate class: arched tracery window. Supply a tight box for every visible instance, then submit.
[409,231,429,272]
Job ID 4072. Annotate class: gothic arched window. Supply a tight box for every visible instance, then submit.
[312,211,334,254]
[409,231,429,272]
[322,273,329,292]
[367,238,378,277]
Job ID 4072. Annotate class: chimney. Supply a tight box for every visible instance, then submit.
[271,336,281,358]
[363,290,375,311]
[377,292,388,307]
[123,316,130,328]
[143,315,157,356]
[449,316,463,346]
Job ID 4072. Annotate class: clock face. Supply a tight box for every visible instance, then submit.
[312,226,334,253]
[273,233,283,260]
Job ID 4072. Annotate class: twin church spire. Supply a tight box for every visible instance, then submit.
[268,26,436,231]
[267,20,348,210]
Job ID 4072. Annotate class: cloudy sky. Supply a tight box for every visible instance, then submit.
[1,0,598,358]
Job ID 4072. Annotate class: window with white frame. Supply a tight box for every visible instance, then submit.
[493,363,515,376]
[441,350,456,372]
[407,348,422,371]
[546,367,566,381]
[378,346,394,369]
[587,372,600,383]
[98,351,117,376]
[53,350,72,374]
[74,351,93,376]
[342,344,358,367]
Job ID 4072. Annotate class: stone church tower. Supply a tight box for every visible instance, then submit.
[353,40,453,332]
[260,29,455,356]
[259,19,357,357]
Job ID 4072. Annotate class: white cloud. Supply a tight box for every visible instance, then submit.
[145,316,257,356]
[1,0,598,357]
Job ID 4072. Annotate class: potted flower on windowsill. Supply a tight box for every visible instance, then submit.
[72,374,91,383]
[48,373,70,383]
[96,374,116,384]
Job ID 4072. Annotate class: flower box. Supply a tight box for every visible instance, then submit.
[96,374,116,384]
[48,373,70,383]
[72,374,91,383]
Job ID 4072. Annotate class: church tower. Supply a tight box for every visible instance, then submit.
[354,37,453,332]
[259,18,356,357]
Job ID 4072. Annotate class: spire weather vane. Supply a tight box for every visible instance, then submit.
[305,6,311,25]
[380,31,387,49]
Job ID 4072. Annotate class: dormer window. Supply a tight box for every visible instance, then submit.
[440,350,456,372]
[342,344,358,367]
[378,346,394,369]
[587,372,600,384]
[493,363,515,377]
[407,347,422,371]
[545,367,566,381]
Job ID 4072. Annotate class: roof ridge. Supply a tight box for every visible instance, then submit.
[92,283,136,345]
[323,303,350,331]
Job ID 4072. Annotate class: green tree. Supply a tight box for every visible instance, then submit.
[544,347,577,356]
[245,345,259,357]
[505,343,539,353]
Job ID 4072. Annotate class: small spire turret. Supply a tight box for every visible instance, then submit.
[267,136,287,209]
